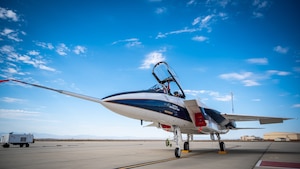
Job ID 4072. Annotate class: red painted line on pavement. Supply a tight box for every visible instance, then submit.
[260,161,300,169]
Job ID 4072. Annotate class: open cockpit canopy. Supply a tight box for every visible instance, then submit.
[151,61,186,98]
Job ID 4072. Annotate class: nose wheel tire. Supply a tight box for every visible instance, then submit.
[175,147,181,158]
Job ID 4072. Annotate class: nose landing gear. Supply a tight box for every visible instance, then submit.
[173,125,182,158]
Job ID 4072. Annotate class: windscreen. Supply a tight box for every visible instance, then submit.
[152,61,185,98]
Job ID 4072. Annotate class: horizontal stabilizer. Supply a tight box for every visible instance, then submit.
[259,118,283,124]
[231,127,264,130]
[222,114,292,124]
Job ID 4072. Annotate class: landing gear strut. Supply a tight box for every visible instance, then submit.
[216,133,225,152]
[173,125,182,158]
[183,134,190,151]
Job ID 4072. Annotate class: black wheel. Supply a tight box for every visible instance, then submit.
[219,142,225,151]
[26,143,29,147]
[175,147,181,158]
[184,142,189,151]
[20,144,24,148]
[2,143,9,148]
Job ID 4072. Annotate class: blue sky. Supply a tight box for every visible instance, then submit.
[0,0,299,139]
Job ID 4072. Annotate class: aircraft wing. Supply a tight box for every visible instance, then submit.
[222,114,292,124]
[0,79,103,104]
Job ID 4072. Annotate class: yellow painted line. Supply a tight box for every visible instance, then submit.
[218,151,227,154]
[181,150,190,153]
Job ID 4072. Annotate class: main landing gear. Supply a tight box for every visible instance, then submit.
[216,133,226,153]
[183,134,190,151]
[172,128,226,158]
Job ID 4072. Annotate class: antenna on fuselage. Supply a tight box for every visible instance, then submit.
[231,92,234,114]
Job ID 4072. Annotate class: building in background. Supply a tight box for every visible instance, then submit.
[264,132,300,141]
[240,135,263,141]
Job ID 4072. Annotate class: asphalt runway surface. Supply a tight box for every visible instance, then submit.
[0,140,299,169]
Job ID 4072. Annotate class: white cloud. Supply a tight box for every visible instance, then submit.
[252,0,270,18]
[219,70,290,87]
[201,15,213,25]
[187,0,197,6]
[252,98,261,102]
[2,67,27,75]
[253,0,268,9]
[252,11,263,18]
[267,70,290,76]
[139,48,166,69]
[0,109,40,120]
[38,64,56,72]
[126,41,142,48]
[184,89,207,96]
[219,72,253,80]
[184,89,232,102]
[293,67,300,73]
[246,57,268,65]
[0,45,18,62]
[242,79,260,86]
[35,41,54,50]
[0,7,19,21]
[218,0,231,8]
[273,45,289,54]
[192,35,208,42]
[192,17,200,25]
[156,12,223,39]
[3,67,16,74]
[19,55,56,72]
[112,38,142,48]
[0,45,56,72]
[190,15,214,32]
[156,32,166,39]
[2,28,14,34]
[219,72,260,87]
[1,28,23,42]
[56,43,70,56]
[212,93,231,101]
[292,104,300,108]
[28,50,40,56]
[156,27,198,39]
[200,15,214,31]
[1,97,25,103]
[155,7,167,14]
[218,12,229,20]
[73,45,87,55]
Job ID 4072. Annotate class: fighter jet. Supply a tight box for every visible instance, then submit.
[1,61,291,158]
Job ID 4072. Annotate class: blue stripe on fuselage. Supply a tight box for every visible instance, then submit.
[107,99,192,122]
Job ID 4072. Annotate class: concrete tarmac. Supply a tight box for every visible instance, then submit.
[0,140,299,169]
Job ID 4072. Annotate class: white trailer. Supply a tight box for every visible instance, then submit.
[1,133,34,148]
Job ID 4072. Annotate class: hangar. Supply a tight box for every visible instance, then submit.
[264,132,300,141]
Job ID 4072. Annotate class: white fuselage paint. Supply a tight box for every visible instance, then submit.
[101,92,229,135]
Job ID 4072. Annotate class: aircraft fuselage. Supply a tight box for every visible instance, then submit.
[101,90,230,134]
